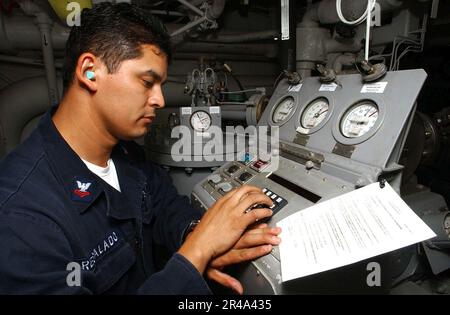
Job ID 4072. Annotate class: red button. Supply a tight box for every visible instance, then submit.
[253,160,268,169]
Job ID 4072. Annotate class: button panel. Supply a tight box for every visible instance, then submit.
[262,188,288,214]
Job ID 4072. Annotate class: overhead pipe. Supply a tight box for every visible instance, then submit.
[0,15,69,53]
[175,42,278,58]
[170,16,208,37]
[171,0,226,41]
[177,0,204,17]
[201,30,278,43]
[17,0,60,105]
[295,0,406,77]
[317,0,404,25]
[0,15,275,59]
[0,55,62,68]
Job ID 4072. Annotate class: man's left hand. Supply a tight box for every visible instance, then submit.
[206,223,281,294]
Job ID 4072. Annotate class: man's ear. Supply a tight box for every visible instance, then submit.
[75,53,100,92]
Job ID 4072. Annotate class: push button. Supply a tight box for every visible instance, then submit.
[238,172,253,183]
[226,165,240,175]
[251,159,269,172]
[261,188,288,215]
[217,182,233,193]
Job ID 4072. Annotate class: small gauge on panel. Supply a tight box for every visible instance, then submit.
[272,96,296,124]
[301,98,330,129]
[190,110,212,132]
[341,101,379,138]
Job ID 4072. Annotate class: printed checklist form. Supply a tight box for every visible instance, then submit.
[277,182,436,282]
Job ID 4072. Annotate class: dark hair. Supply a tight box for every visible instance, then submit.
[62,2,172,93]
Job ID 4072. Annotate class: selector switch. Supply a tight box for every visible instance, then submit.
[207,174,222,185]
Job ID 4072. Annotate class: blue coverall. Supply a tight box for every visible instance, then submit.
[0,108,211,294]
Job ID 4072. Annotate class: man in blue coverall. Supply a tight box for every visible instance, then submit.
[0,3,281,294]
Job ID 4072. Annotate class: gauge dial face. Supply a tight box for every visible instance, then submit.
[272,97,296,124]
[341,101,379,138]
[190,110,211,132]
[301,98,330,129]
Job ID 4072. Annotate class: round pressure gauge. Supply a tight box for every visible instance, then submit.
[190,110,211,132]
[272,96,296,124]
[301,98,330,129]
[341,101,379,138]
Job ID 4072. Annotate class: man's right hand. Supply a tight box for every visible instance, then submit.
[178,185,274,274]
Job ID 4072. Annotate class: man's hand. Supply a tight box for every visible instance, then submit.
[178,185,274,275]
[206,223,282,294]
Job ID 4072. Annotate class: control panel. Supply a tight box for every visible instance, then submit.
[192,69,428,294]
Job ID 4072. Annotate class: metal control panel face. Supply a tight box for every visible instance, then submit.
[200,158,289,218]
[193,153,355,294]
[259,70,427,168]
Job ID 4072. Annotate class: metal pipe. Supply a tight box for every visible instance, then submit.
[177,0,204,17]
[35,13,60,105]
[332,53,356,73]
[176,42,278,58]
[0,15,69,53]
[317,0,404,25]
[17,0,60,105]
[221,104,248,121]
[170,16,207,37]
[0,54,63,68]
[201,30,278,43]
[150,10,185,17]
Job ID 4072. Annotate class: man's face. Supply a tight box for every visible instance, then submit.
[93,44,168,141]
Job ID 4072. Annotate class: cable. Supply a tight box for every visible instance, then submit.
[370,12,427,71]
[364,0,376,61]
[336,0,377,61]
[336,0,375,26]
[220,88,264,94]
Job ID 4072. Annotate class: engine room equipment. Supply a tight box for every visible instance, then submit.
[145,59,269,196]
[192,69,450,294]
